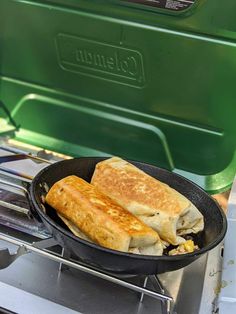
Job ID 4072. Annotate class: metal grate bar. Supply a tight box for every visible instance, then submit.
[0,200,29,216]
[0,232,173,305]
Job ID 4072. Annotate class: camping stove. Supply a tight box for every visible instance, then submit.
[0,138,226,314]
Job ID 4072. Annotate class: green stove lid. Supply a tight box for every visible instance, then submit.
[0,0,236,193]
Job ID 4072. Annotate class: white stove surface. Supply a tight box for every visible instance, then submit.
[0,281,78,314]
[218,177,236,314]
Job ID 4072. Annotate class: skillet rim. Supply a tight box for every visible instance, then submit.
[30,157,227,261]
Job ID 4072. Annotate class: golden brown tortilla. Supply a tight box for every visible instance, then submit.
[91,157,204,245]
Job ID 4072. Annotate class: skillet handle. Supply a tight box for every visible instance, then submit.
[0,179,43,223]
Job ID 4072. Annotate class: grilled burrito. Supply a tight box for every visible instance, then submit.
[91,157,204,245]
[46,175,163,255]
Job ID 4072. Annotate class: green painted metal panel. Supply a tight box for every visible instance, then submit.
[0,0,236,193]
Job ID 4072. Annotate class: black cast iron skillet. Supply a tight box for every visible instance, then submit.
[27,157,227,275]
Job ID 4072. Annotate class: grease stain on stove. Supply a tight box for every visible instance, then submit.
[214,280,228,295]
[209,269,222,277]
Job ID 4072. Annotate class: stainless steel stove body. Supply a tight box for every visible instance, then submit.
[0,139,225,314]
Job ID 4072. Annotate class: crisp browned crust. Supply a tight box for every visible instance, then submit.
[91,157,189,216]
[46,175,158,252]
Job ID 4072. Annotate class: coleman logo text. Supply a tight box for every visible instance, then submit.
[56,34,145,87]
